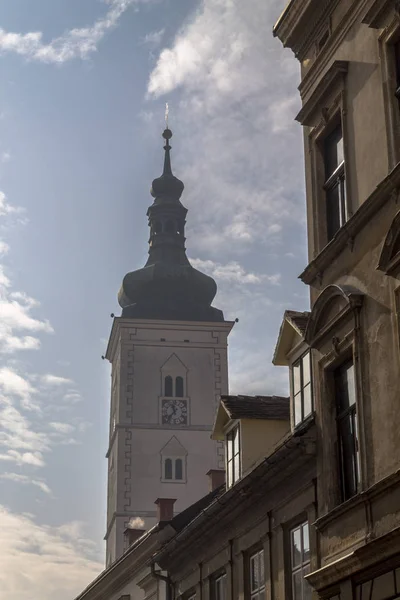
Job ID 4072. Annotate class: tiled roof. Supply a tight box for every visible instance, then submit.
[221,395,290,421]
[285,310,310,336]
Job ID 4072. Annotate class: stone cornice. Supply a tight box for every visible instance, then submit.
[298,0,371,102]
[105,318,235,361]
[296,61,348,126]
[299,163,400,286]
[362,0,397,28]
[273,0,337,58]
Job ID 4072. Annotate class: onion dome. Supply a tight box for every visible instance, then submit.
[117,127,224,323]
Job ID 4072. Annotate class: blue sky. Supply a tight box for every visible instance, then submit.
[0,1,308,598]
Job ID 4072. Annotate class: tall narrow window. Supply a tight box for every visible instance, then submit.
[335,361,359,500]
[324,124,346,241]
[290,522,311,600]
[292,352,313,427]
[249,550,265,600]
[175,376,184,397]
[165,376,173,397]
[164,458,173,480]
[212,574,227,600]
[226,426,241,488]
[175,458,183,480]
[395,40,400,107]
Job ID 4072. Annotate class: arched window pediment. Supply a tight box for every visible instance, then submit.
[377,211,400,276]
[305,284,364,347]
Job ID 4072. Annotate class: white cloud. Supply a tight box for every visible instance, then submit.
[0,241,9,256]
[0,203,54,353]
[0,0,140,64]
[0,472,51,495]
[42,375,73,386]
[49,422,75,434]
[141,28,165,47]
[190,258,280,285]
[146,0,304,255]
[0,506,102,600]
[0,368,35,402]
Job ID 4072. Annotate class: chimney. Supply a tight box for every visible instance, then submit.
[155,498,176,522]
[207,469,225,491]
[124,527,146,548]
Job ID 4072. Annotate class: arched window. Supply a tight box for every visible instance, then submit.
[165,376,173,397]
[164,458,173,480]
[175,376,184,397]
[165,220,175,234]
[175,458,183,480]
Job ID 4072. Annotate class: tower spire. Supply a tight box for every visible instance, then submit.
[162,127,173,177]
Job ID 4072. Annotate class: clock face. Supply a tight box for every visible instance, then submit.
[161,399,188,426]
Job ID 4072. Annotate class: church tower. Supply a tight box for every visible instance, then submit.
[104,127,233,564]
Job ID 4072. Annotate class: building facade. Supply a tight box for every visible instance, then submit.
[104,127,233,564]
[273,0,400,597]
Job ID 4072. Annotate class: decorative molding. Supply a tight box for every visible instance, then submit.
[377,210,400,275]
[300,163,400,286]
[296,61,349,126]
[305,284,364,348]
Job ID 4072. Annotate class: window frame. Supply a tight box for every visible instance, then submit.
[379,21,400,168]
[161,456,186,483]
[289,521,311,600]
[211,573,227,600]
[226,424,241,488]
[321,121,348,242]
[292,351,313,428]
[334,359,360,501]
[249,549,265,600]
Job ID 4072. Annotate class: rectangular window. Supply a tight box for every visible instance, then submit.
[249,550,265,600]
[226,426,241,487]
[292,352,313,427]
[335,361,360,500]
[323,124,346,241]
[290,522,311,600]
[395,40,400,106]
[212,574,227,600]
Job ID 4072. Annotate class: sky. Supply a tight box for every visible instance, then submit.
[0,1,308,598]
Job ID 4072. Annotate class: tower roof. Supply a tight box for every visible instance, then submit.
[117,127,224,322]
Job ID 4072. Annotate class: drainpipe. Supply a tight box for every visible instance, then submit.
[151,562,172,600]
[229,539,234,600]
[268,512,274,600]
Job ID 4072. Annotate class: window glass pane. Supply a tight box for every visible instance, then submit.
[259,550,265,587]
[302,353,311,386]
[324,126,343,177]
[339,414,357,498]
[175,376,184,397]
[294,392,302,426]
[175,458,183,480]
[233,452,240,483]
[303,384,312,419]
[233,426,240,454]
[303,566,312,600]
[326,183,341,241]
[164,458,172,480]
[227,435,233,461]
[250,555,259,592]
[302,523,310,563]
[293,363,301,394]
[291,527,302,568]
[292,571,302,600]
[335,362,355,412]
[165,376,173,397]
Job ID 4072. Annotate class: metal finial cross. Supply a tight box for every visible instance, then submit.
[165,102,169,128]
